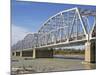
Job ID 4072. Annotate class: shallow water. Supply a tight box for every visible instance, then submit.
[11,55,96,74]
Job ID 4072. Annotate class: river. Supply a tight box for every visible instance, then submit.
[11,55,96,74]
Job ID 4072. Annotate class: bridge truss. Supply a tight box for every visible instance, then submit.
[12,7,96,50]
[36,7,96,47]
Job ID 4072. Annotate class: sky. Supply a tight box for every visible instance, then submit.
[11,0,96,45]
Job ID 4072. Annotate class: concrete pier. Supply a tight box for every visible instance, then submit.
[85,41,96,63]
[20,51,22,57]
[33,49,36,58]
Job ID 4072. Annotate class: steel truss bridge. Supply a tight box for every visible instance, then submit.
[33,7,96,48]
[12,7,96,63]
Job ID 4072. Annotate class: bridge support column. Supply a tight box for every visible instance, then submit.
[14,52,16,56]
[20,51,22,57]
[33,49,36,58]
[85,41,96,63]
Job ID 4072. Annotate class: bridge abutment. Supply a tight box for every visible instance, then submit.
[85,41,96,63]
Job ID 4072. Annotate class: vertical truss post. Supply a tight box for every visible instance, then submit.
[60,13,63,43]
[76,14,78,40]
[61,12,67,41]
[69,11,76,40]
[54,31,57,44]
[67,12,69,42]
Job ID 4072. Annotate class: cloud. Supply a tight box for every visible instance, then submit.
[11,25,31,45]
